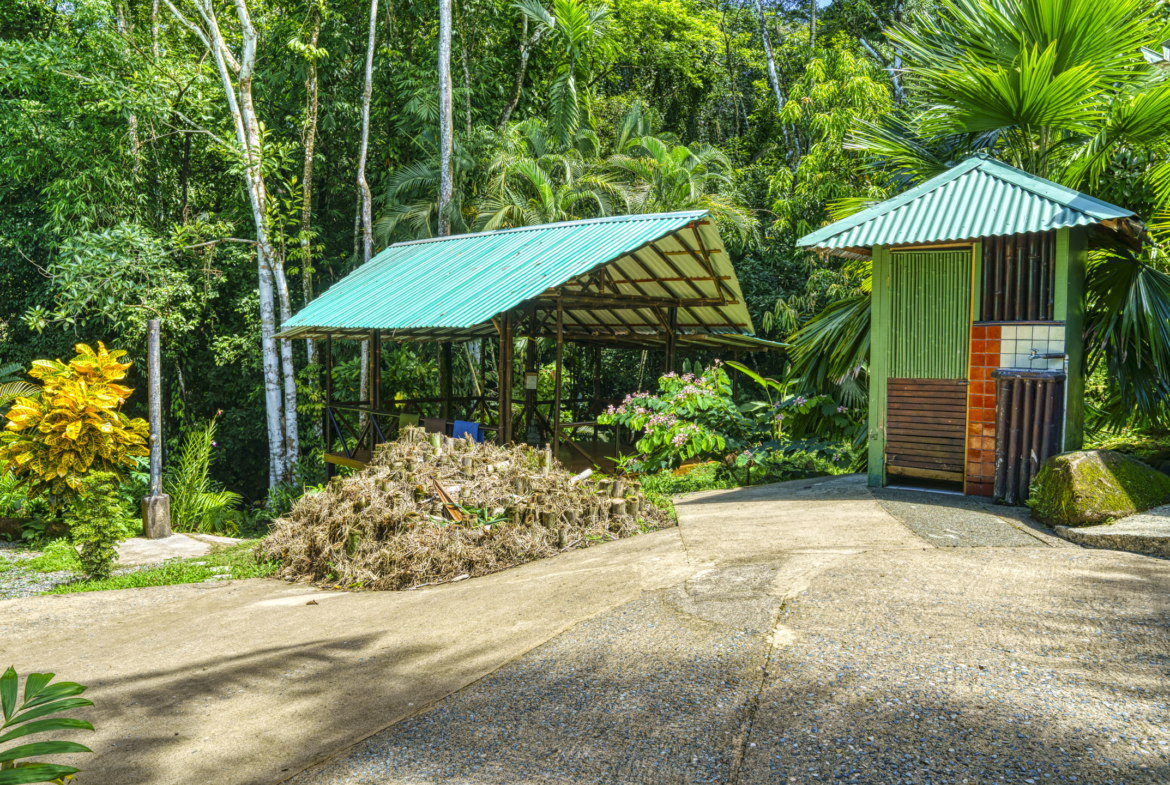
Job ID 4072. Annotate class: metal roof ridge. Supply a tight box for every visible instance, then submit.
[967,157,1133,218]
[381,209,710,251]
[797,155,1133,248]
[797,158,984,246]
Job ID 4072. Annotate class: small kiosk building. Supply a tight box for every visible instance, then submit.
[797,156,1141,503]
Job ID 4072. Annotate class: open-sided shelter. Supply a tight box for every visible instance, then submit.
[279,210,781,472]
[797,155,1142,503]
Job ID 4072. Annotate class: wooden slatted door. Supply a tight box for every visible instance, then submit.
[886,250,971,483]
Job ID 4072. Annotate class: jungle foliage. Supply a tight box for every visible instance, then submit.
[2,0,1168,502]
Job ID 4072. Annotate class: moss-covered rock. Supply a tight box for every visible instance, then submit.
[1028,450,1170,527]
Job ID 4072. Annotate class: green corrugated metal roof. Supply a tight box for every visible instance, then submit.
[797,155,1134,254]
[280,211,773,349]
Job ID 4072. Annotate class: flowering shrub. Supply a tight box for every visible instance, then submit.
[598,364,752,473]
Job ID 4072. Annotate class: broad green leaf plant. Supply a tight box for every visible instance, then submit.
[0,344,149,508]
[0,666,93,785]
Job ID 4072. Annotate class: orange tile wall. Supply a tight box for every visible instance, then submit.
[966,324,998,496]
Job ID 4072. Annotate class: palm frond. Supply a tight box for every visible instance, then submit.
[785,293,872,392]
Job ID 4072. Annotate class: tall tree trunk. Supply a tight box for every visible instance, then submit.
[151,0,160,58]
[497,17,530,129]
[115,2,141,172]
[168,0,293,485]
[810,0,816,47]
[458,0,472,135]
[301,1,322,372]
[357,0,378,435]
[752,0,798,164]
[438,0,454,236]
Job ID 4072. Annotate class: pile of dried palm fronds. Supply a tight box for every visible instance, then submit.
[257,426,672,590]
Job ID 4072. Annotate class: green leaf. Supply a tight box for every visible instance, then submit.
[0,740,92,763]
[1,667,15,723]
[20,676,53,706]
[8,699,93,727]
[18,684,85,712]
[0,763,81,785]
[0,719,95,746]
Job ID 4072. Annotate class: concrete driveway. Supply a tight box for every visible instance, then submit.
[5,475,1168,784]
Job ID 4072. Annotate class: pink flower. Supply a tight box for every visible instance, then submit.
[837,406,848,413]
[212,441,217,447]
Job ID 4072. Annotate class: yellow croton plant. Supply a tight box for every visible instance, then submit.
[0,342,149,503]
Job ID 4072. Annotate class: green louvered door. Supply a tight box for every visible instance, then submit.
[886,250,971,482]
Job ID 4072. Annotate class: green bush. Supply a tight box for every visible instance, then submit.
[66,473,137,581]
[599,365,754,473]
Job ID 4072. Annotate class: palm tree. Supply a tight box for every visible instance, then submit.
[475,119,618,229]
[606,137,756,240]
[373,132,480,244]
[790,0,1170,427]
[513,0,612,146]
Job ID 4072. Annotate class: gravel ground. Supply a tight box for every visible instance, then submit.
[872,489,1057,548]
[0,542,78,598]
[294,546,1169,785]
[742,548,1170,784]
[293,591,769,785]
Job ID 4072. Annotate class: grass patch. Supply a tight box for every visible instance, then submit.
[24,539,82,572]
[45,541,278,594]
[640,463,737,520]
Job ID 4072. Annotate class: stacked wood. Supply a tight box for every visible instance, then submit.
[256,426,669,590]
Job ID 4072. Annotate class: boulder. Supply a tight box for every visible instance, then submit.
[1029,449,1170,527]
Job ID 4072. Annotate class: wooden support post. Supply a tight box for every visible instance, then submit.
[665,306,678,373]
[501,312,513,443]
[441,340,453,421]
[732,349,739,403]
[325,335,333,478]
[525,308,538,445]
[553,301,563,460]
[593,345,602,452]
[372,330,381,450]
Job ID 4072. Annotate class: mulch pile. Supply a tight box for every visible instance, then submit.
[257,426,673,590]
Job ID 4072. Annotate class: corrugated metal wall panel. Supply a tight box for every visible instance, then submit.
[891,251,971,379]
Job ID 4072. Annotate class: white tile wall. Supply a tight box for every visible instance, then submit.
[999,325,1065,370]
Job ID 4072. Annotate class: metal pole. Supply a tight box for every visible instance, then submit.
[141,320,171,538]
[147,320,163,497]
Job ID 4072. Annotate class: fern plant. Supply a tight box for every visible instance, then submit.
[165,417,241,535]
[0,666,93,785]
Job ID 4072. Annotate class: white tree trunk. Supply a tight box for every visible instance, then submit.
[115,3,141,172]
[169,0,290,485]
[357,0,379,436]
[301,2,322,372]
[438,0,454,236]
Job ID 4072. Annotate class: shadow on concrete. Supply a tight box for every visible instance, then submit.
[53,632,469,785]
[292,550,1170,785]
